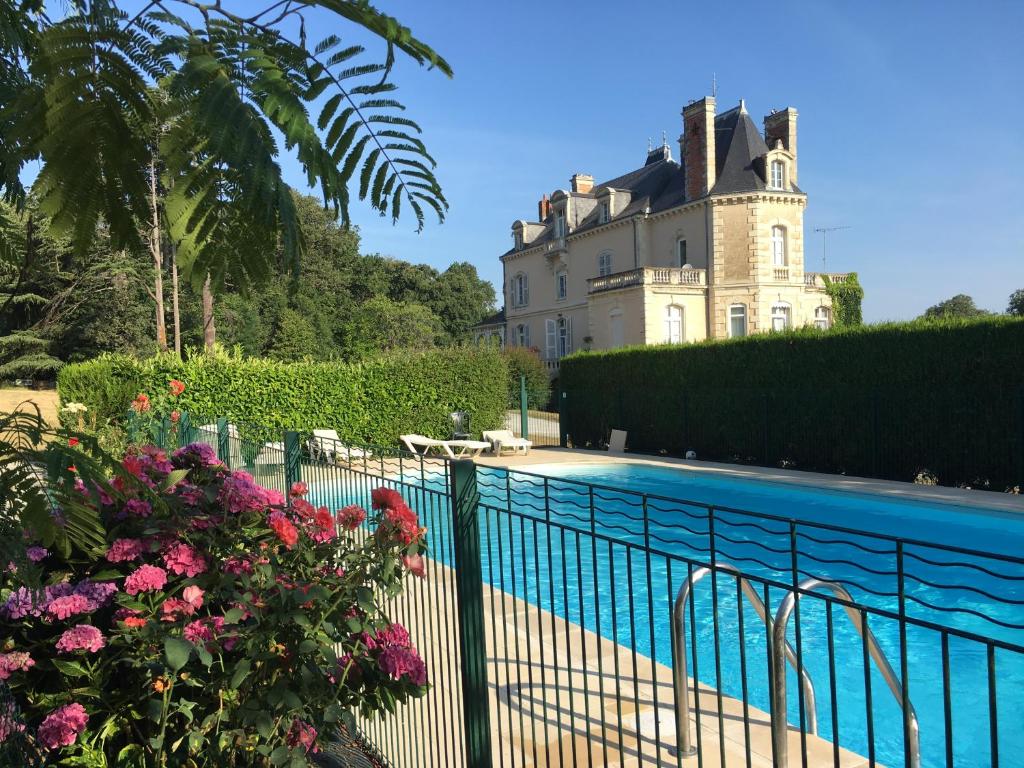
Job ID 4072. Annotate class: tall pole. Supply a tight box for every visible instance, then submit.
[813,225,851,273]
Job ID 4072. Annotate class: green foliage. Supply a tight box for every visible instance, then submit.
[342,296,443,360]
[922,293,990,319]
[1008,289,1024,317]
[267,309,320,363]
[560,316,1024,488]
[1,0,449,290]
[59,348,508,444]
[823,272,864,326]
[502,347,550,409]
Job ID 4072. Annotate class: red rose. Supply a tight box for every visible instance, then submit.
[371,487,404,511]
[170,411,181,423]
[131,393,151,413]
[169,379,185,397]
[268,512,299,549]
[68,437,79,447]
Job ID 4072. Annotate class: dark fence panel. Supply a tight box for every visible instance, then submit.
[563,384,1024,490]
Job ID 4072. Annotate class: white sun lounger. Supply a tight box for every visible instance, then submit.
[308,429,371,463]
[481,429,532,456]
[400,434,490,459]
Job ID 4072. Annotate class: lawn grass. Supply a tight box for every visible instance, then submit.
[0,387,60,426]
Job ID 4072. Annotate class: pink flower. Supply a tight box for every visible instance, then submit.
[45,594,93,621]
[0,697,25,742]
[124,564,167,595]
[26,546,48,562]
[290,481,308,497]
[222,557,253,575]
[55,625,105,654]
[286,719,319,753]
[182,585,204,606]
[371,486,404,511]
[337,505,366,530]
[123,499,152,518]
[378,646,427,686]
[105,538,144,563]
[382,503,422,546]
[219,471,280,515]
[162,541,208,577]
[37,703,88,750]
[267,511,299,549]
[0,652,34,680]
[402,553,427,579]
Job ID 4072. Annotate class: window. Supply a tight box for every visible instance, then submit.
[599,202,610,224]
[609,309,624,348]
[515,323,530,348]
[814,306,831,330]
[677,239,688,266]
[557,316,572,357]
[556,270,567,301]
[729,304,747,338]
[512,273,529,307]
[771,226,787,266]
[770,160,785,190]
[513,231,523,250]
[554,211,566,238]
[664,305,683,344]
[771,302,791,332]
[598,251,613,277]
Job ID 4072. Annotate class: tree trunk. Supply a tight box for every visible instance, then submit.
[202,273,216,353]
[170,247,181,357]
[149,159,168,352]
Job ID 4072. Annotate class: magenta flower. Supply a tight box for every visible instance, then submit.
[124,564,167,595]
[337,504,367,530]
[0,652,34,680]
[0,697,25,743]
[123,499,152,518]
[162,541,208,577]
[37,703,88,750]
[26,546,48,562]
[286,718,319,753]
[105,538,144,563]
[45,594,93,621]
[55,625,105,654]
[378,646,427,686]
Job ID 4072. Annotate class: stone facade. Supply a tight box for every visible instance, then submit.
[485,96,849,370]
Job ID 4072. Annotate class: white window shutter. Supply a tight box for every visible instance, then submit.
[545,319,556,359]
[566,316,573,354]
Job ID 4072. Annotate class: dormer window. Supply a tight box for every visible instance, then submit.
[554,211,566,238]
[513,231,523,250]
[599,201,610,224]
[770,160,785,190]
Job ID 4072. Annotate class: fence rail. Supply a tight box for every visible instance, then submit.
[151,412,1024,768]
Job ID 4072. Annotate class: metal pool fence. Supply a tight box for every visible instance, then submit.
[157,414,1023,768]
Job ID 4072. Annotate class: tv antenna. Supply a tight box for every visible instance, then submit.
[712,72,717,98]
[813,225,851,272]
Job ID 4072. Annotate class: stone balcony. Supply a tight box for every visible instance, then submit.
[804,272,852,289]
[588,266,707,294]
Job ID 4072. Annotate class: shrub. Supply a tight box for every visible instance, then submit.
[0,441,428,764]
[560,316,1024,488]
[502,347,550,410]
[58,348,508,444]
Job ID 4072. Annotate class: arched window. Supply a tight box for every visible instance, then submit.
[770,160,785,190]
[771,226,787,266]
[729,304,747,337]
[556,269,568,300]
[664,305,683,344]
[515,323,530,347]
[553,211,566,238]
[609,309,624,348]
[814,306,831,329]
[597,251,613,277]
[512,273,529,308]
[771,301,791,331]
[513,231,523,250]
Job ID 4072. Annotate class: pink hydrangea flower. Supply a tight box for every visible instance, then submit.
[37,703,88,750]
[378,646,427,686]
[105,538,144,563]
[124,564,167,595]
[222,556,253,575]
[0,652,34,680]
[219,471,281,514]
[45,594,93,621]
[162,541,208,577]
[183,619,212,645]
[26,546,48,562]
[123,499,152,518]
[0,697,25,742]
[55,625,105,654]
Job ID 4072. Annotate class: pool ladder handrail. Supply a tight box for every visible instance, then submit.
[670,562,818,757]
[771,578,921,768]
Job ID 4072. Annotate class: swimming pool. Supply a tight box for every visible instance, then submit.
[315,459,1024,768]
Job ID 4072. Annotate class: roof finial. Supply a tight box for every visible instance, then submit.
[739,98,746,114]
[661,130,667,148]
[712,72,717,98]
[648,136,652,152]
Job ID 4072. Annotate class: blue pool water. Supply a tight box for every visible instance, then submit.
[317,461,1024,768]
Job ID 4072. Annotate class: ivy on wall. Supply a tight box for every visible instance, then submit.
[823,272,865,326]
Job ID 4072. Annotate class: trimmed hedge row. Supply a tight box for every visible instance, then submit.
[58,348,508,445]
[560,317,1024,489]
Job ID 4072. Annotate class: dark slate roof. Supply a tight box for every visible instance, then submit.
[502,102,802,256]
[473,308,505,328]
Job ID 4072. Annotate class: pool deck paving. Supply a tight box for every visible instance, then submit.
[380,554,871,768]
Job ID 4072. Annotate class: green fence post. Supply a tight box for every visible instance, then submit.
[157,417,171,449]
[558,388,568,448]
[448,460,493,768]
[216,418,230,467]
[177,412,193,448]
[519,374,529,441]
[126,411,138,445]
[284,431,301,491]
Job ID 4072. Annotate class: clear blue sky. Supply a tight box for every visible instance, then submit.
[312,0,1022,321]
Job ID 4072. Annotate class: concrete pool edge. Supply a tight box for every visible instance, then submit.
[474,448,1024,515]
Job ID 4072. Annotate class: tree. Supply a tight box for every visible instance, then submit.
[427,262,497,341]
[267,308,319,362]
[342,297,443,359]
[1008,289,1024,317]
[0,0,450,292]
[922,294,991,319]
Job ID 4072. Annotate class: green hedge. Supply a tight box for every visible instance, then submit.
[58,348,508,445]
[560,317,1024,489]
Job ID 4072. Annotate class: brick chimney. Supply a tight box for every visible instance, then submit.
[570,173,594,194]
[537,194,551,221]
[681,96,717,200]
[764,107,798,183]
